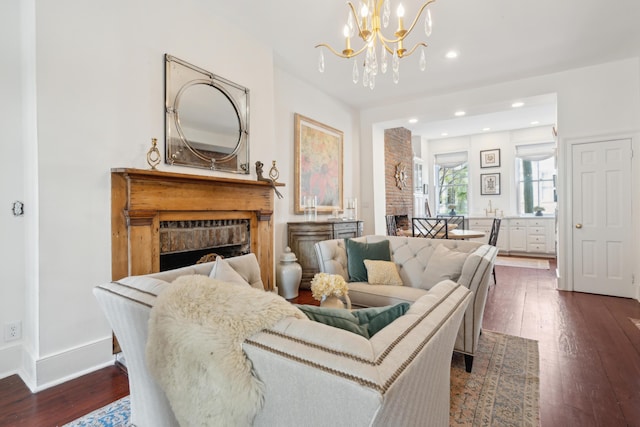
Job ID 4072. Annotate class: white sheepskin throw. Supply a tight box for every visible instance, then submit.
[146,274,305,427]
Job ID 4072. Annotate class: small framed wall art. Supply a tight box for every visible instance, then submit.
[481,173,501,195]
[480,149,501,168]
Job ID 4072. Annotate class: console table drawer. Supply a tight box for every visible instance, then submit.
[332,222,364,238]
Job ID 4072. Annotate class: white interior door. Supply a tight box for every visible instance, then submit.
[572,138,633,297]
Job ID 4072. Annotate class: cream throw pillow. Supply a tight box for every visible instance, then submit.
[421,245,468,289]
[209,257,250,287]
[363,259,403,286]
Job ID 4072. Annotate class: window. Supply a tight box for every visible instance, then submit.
[434,152,468,215]
[515,143,556,214]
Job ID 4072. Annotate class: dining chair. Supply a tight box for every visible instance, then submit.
[385,215,398,236]
[437,214,466,230]
[412,217,450,239]
[488,218,502,284]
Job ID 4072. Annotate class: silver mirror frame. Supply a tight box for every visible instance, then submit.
[165,54,250,174]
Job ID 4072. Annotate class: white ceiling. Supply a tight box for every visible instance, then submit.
[214,0,640,139]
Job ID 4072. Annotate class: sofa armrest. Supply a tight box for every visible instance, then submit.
[244,280,471,427]
[454,244,497,357]
[458,244,497,293]
[93,279,179,427]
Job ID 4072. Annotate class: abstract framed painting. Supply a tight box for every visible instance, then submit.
[294,113,343,214]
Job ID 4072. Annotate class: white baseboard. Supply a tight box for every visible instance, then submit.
[29,336,115,392]
[1,336,117,392]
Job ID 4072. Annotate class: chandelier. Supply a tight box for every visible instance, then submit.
[316,0,436,89]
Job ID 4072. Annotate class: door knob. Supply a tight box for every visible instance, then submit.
[575,223,582,229]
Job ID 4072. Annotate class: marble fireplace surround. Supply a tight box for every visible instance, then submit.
[111,168,280,290]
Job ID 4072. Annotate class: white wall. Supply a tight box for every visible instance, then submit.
[5,0,282,390]
[0,0,27,379]
[272,67,359,263]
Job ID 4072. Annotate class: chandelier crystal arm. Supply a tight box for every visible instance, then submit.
[400,42,428,58]
[378,38,428,57]
[315,42,369,59]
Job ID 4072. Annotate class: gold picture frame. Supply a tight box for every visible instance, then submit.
[294,113,344,214]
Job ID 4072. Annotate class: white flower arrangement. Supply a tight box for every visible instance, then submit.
[310,273,349,301]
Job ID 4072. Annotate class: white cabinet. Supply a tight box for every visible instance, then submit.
[468,218,508,251]
[508,219,527,252]
[507,217,554,255]
[468,216,555,257]
[524,217,555,255]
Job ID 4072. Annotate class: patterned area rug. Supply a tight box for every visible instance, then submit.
[62,396,130,427]
[495,256,550,270]
[66,331,539,426]
[450,330,540,426]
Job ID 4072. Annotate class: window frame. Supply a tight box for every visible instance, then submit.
[515,156,556,214]
[434,161,469,215]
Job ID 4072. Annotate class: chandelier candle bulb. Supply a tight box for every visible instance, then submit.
[343,25,353,55]
[361,4,369,37]
[397,3,405,32]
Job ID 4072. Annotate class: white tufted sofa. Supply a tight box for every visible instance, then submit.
[94,252,472,426]
[314,235,497,372]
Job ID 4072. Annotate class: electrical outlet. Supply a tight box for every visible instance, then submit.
[4,321,22,341]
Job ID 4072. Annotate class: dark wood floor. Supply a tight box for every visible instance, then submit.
[0,364,129,427]
[1,259,639,427]
[483,259,640,427]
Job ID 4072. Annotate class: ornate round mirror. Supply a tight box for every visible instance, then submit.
[165,55,250,173]
[175,80,241,161]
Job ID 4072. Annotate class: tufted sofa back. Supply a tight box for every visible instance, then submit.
[314,235,485,289]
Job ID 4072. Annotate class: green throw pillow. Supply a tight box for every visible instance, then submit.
[295,303,410,338]
[295,305,369,337]
[345,239,391,282]
[352,303,411,337]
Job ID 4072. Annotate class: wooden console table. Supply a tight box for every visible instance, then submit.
[287,220,363,289]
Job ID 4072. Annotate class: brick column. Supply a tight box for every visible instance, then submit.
[384,127,414,218]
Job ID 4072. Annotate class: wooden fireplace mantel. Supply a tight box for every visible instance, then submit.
[111,168,283,290]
